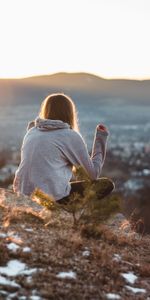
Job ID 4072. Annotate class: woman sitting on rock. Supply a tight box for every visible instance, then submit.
[13,93,114,203]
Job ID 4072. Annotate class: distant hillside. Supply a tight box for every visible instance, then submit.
[0,72,150,105]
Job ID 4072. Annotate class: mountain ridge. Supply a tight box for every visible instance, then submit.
[0,72,150,105]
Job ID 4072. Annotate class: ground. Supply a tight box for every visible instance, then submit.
[0,189,150,300]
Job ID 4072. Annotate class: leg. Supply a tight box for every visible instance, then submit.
[57,180,85,204]
[57,178,115,204]
[92,177,115,200]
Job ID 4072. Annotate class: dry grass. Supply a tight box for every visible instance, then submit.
[0,189,150,299]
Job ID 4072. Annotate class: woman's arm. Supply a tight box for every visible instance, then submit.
[61,126,109,180]
[91,125,109,178]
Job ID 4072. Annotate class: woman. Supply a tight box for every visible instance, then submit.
[13,93,114,203]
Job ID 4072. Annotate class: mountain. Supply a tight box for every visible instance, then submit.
[0,72,150,105]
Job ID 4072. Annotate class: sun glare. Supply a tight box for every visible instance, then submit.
[0,0,150,79]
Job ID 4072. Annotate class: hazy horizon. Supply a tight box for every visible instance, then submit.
[0,71,150,81]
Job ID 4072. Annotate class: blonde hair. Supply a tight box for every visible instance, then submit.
[39,93,79,131]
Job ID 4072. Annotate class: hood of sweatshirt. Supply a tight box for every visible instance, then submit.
[35,117,70,131]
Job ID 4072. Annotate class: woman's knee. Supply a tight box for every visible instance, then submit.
[95,177,115,192]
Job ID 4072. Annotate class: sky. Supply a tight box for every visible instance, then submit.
[0,0,150,79]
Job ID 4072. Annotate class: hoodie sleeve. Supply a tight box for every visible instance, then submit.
[61,128,109,180]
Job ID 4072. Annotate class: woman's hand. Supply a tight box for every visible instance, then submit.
[97,124,109,134]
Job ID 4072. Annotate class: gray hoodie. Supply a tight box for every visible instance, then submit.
[13,118,108,200]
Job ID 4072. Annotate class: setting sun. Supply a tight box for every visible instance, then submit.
[0,0,150,79]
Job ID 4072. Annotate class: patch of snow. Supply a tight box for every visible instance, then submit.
[0,290,8,296]
[7,242,20,252]
[126,285,146,294]
[113,254,121,262]
[106,293,121,299]
[0,233,7,238]
[56,271,76,279]
[0,275,20,288]
[25,228,33,232]
[121,272,138,284]
[21,225,25,228]
[82,250,90,257]
[23,246,31,253]
[30,290,42,300]
[30,296,41,300]
[22,268,37,275]
[0,260,37,277]
[26,276,32,283]
[7,292,18,299]
[0,260,26,276]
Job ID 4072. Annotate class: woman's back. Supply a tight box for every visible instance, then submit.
[13,93,109,201]
[14,119,77,199]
